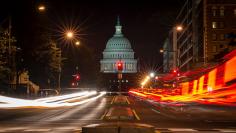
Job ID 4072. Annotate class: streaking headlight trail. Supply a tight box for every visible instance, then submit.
[0,91,106,108]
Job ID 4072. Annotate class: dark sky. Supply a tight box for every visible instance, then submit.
[0,0,184,87]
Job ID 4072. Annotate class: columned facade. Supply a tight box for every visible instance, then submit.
[100,17,137,73]
[99,17,138,91]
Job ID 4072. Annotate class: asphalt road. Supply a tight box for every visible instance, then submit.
[0,94,236,133]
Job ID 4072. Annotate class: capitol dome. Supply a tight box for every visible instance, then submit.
[100,17,137,73]
[106,37,132,50]
[104,17,133,51]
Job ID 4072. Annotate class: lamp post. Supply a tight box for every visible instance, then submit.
[160,25,182,72]
[172,25,183,69]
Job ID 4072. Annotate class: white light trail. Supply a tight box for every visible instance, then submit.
[35,91,90,103]
[0,91,106,108]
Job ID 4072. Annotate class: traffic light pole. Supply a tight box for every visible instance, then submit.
[118,71,122,93]
[117,60,123,94]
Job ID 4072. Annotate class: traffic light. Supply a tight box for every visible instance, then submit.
[117,61,123,71]
[155,76,159,80]
[75,75,80,81]
[173,69,177,74]
[171,69,179,75]
[72,74,80,81]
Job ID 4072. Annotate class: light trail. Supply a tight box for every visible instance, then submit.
[0,91,106,108]
[130,50,236,106]
[35,91,90,103]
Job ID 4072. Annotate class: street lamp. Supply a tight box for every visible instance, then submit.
[66,31,74,39]
[38,5,46,12]
[173,25,183,69]
[150,72,155,78]
[75,41,80,46]
[176,25,183,31]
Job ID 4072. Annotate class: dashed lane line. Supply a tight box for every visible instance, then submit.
[110,96,115,104]
[132,109,140,120]
[100,109,108,120]
[152,108,161,114]
[126,96,130,104]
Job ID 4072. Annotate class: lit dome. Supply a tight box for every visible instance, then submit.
[104,17,133,51]
[100,16,137,73]
[106,36,132,50]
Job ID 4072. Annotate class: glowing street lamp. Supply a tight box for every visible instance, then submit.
[75,41,80,46]
[160,49,164,53]
[66,31,74,39]
[150,72,155,78]
[38,5,46,12]
[176,25,183,31]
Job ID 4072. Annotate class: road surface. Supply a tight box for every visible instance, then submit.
[0,93,236,133]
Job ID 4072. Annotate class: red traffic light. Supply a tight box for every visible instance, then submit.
[117,61,123,71]
[155,76,159,80]
[173,70,177,73]
[72,74,80,81]
[76,75,80,80]
[171,69,180,76]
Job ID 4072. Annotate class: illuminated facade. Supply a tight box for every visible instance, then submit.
[99,17,138,91]
[100,17,137,73]
[163,0,236,72]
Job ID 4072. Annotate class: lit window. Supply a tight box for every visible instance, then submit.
[220,34,225,40]
[220,6,224,16]
[212,22,217,28]
[212,33,217,40]
[212,45,217,52]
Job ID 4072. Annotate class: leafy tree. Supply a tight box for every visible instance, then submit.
[32,34,62,88]
[0,29,10,81]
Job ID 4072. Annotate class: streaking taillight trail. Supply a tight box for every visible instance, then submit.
[130,50,236,106]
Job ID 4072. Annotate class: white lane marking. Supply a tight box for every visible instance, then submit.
[216,129,236,132]
[24,129,52,132]
[168,128,197,131]
[151,108,160,113]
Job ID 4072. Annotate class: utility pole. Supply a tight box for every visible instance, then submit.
[58,48,61,93]
[172,27,177,69]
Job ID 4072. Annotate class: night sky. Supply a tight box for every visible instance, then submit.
[0,0,184,87]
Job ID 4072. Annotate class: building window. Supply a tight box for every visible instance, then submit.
[220,34,225,40]
[212,6,217,16]
[212,33,217,40]
[220,6,224,16]
[234,9,236,16]
[219,22,224,28]
[212,45,217,52]
[212,22,217,29]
